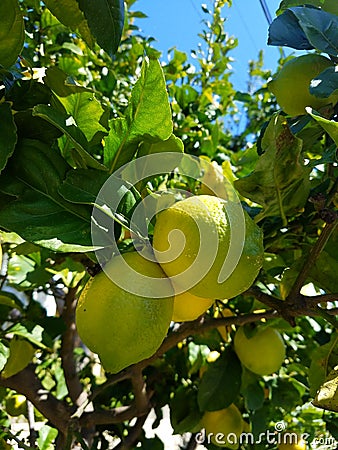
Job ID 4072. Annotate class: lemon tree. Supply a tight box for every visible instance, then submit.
[0,0,337,448]
[76,251,174,373]
[153,195,264,299]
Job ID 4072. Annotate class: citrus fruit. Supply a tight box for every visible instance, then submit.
[76,251,174,374]
[153,195,263,299]
[200,404,243,449]
[5,394,27,416]
[172,291,214,322]
[268,54,338,116]
[1,338,35,379]
[234,326,286,376]
[278,432,307,450]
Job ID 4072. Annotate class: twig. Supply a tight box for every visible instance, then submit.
[114,415,148,450]
[130,367,150,414]
[27,399,37,447]
[287,219,337,300]
[60,285,87,407]
[0,364,73,435]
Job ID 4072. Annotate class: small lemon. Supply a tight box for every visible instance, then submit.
[268,54,338,116]
[76,251,174,374]
[5,394,27,417]
[234,326,286,376]
[278,432,307,450]
[200,404,243,449]
[172,291,214,322]
[153,195,263,299]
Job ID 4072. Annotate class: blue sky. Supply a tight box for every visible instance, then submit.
[134,0,287,92]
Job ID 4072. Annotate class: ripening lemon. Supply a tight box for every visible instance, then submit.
[234,326,286,376]
[172,291,214,322]
[153,195,263,300]
[278,432,307,450]
[76,251,174,374]
[1,338,35,379]
[268,54,338,116]
[201,404,243,449]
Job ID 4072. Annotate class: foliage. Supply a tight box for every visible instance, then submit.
[0,0,337,449]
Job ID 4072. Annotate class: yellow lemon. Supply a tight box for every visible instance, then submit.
[153,195,263,299]
[76,251,174,374]
[1,338,35,379]
[234,326,286,376]
[200,404,243,449]
[172,291,214,322]
[268,54,338,116]
[278,432,307,450]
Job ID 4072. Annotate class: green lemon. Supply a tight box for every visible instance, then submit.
[1,338,35,379]
[5,394,27,417]
[268,54,338,116]
[201,404,243,449]
[153,195,264,300]
[234,326,286,376]
[76,251,174,374]
[172,291,214,322]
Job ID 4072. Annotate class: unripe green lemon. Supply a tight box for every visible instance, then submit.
[76,251,174,374]
[1,338,35,379]
[172,291,214,322]
[5,394,27,417]
[200,404,243,449]
[268,54,338,116]
[278,432,307,450]
[234,326,286,376]
[153,195,263,300]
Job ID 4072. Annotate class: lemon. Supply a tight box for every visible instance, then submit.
[234,326,286,376]
[268,54,338,116]
[153,195,263,299]
[76,251,174,374]
[172,291,214,322]
[1,338,35,379]
[5,394,27,417]
[200,404,243,449]
[278,433,307,450]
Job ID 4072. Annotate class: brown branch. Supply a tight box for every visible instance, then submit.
[60,286,87,407]
[0,364,73,435]
[130,367,150,415]
[114,415,148,450]
[80,404,138,428]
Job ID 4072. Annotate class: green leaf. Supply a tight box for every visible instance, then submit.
[77,0,124,56]
[32,104,107,171]
[0,103,17,173]
[0,340,10,372]
[44,66,92,97]
[56,91,107,142]
[307,109,338,147]
[310,66,338,98]
[170,385,202,434]
[309,333,338,396]
[0,139,94,252]
[309,251,338,292]
[235,114,311,225]
[0,0,24,68]
[290,6,338,56]
[37,424,58,450]
[197,348,242,412]
[43,0,95,49]
[6,323,47,349]
[240,369,265,411]
[59,168,110,204]
[313,366,338,412]
[104,57,173,172]
[0,291,24,311]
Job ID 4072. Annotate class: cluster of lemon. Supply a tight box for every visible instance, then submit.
[76,195,265,374]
